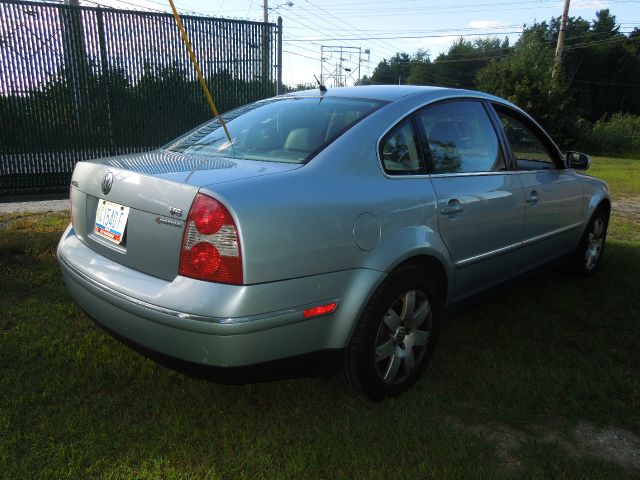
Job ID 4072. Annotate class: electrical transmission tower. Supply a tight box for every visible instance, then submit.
[320,45,362,87]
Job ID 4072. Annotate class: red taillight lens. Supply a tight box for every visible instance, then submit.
[192,196,225,234]
[179,193,243,284]
[190,242,221,275]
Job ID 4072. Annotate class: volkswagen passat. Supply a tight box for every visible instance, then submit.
[57,86,610,399]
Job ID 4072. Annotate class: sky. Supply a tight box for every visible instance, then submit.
[77,0,640,87]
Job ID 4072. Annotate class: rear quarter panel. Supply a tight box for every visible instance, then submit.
[204,93,454,293]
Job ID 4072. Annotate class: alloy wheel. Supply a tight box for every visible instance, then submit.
[585,217,605,271]
[374,289,432,385]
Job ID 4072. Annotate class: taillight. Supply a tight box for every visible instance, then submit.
[179,193,243,284]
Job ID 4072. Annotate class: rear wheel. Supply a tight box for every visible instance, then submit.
[342,268,442,400]
[574,208,609,276]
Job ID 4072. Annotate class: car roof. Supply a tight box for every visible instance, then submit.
[283,85,489,103]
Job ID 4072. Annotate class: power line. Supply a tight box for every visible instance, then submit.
[282,49,317,61]
[284,25,522,34]
[373,31,633,66]
[294,1,640,19]
[298,0,401,58]
[285,31,524,42]
[279,6,395,74]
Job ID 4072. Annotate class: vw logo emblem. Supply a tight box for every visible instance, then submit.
[102,172,114,195]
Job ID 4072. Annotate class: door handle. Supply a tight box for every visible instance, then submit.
[526,191,538,206]
[440,199,464,215]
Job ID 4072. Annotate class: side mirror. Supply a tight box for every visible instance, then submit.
[566,151,591,170]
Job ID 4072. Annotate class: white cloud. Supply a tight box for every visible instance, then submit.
[563,0,609,11]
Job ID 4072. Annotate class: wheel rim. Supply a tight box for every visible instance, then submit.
[374,289,432,385]
[584,217,605,271]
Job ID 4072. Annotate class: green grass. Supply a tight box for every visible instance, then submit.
[1,157,639,479]
[590,156,640,197]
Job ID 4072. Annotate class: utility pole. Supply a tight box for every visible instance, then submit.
[276,16,283,95]
[262,0,269,89]
[320,45,361,87]
[552,0,570,81]
[338,46,343,86]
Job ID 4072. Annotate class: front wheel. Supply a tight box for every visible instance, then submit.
[574,208,609,276]
[342,268,442,400]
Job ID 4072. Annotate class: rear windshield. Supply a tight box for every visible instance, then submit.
[163,96,386,164]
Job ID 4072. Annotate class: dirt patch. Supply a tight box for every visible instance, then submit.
[0,199,69,214]
[445,417,525,469]
[574,422,640,470]
[612,197,640,219]
[449,417,640,472]
[471,423,526,469]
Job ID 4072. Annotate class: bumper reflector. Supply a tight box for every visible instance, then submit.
[303,302,337,319]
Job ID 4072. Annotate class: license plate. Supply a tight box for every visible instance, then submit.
[94,200,130,244]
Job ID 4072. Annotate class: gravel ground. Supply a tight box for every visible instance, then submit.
[0,199,70,214]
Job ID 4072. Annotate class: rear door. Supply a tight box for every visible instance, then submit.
[416,100,525,302]
[492,105,583,266]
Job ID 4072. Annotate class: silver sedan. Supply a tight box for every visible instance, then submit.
[57,85,610,399]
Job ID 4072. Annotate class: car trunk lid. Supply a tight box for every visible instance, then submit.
[69,150,300,281]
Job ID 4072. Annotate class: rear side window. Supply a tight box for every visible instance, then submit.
[416,101,505,174]
[379,118,424,175]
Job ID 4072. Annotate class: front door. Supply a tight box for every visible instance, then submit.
[494,107,583,266]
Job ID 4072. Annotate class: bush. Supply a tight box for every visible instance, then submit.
[589,113,640,157]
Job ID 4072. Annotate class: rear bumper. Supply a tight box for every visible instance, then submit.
[91,318,345,382]
[57,224,384,375]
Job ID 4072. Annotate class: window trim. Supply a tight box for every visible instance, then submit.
[482,100,516,172]
[490,103,566,171]
[378,117,427,176]
[375,96,519,180]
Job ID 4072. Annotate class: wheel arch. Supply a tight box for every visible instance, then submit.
[578,195,611,242]
[388,254,450,308]
[339,253,448,399]
[596,197,611,218]
[334,251,452,351]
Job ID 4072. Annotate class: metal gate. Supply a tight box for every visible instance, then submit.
[0,0,281,194]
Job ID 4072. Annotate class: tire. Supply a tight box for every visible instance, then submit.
[342,267,442,400]
[573,207,609,277]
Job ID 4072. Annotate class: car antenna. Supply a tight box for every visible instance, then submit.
[314,75,327,93]
[168,0,232,146]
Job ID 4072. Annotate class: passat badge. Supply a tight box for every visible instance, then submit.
[156,216,182,228]
[102,172,114,195]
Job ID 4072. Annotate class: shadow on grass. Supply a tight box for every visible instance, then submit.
[1,221,638,478]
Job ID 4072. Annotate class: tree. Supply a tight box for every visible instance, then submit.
[476,30,575,144]
[561,10,640,121]
[409,38,509,88]
[354,75,371,86]
[370,52,412,84]
[591,9,621,38]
